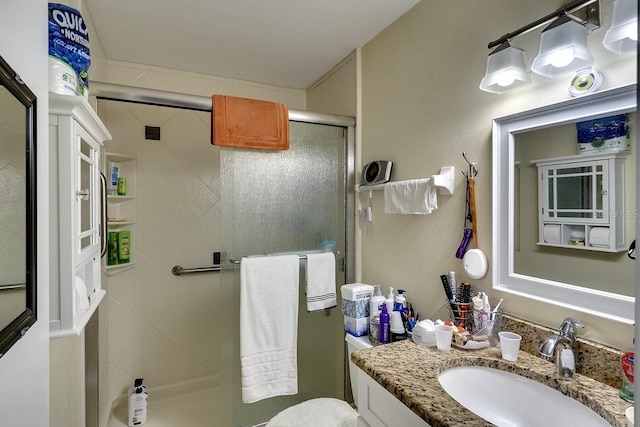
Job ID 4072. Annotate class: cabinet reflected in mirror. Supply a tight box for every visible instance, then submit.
[493,85,635,324]
[515,119,634,297]
[0,54,37,357]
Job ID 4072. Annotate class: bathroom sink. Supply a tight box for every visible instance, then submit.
[438,366,609,427]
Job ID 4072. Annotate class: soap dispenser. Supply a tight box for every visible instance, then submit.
[128,378,148,426]
[385,287,394,313]
[369,285,385,317]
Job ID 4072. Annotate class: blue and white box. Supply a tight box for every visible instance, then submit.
[341,283,374,337]
[576,113,630,154]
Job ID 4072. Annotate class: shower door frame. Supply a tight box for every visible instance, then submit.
[90,81,357,426]
[90,81,356,283]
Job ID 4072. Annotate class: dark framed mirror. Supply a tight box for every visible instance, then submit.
[0,54,37,358]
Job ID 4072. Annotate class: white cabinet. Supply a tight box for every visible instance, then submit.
[533,152,628,252]
[104,152,137,275]
[356,367,430,427]
[49,94,111,338]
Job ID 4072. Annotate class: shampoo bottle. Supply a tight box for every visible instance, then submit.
[379,304,390,344]
[620,341,634,403]
[128,378,148,426]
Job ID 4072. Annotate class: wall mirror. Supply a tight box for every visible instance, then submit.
[0,54,37,358]
[493,84,635,324]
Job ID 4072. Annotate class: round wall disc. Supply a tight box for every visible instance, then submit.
[569,69,603,96]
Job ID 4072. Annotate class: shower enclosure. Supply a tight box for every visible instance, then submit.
[219,120,354,426]
[92,83,355,427]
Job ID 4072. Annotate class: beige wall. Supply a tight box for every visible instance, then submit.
[306,51,357,116]
[359,0,636,349]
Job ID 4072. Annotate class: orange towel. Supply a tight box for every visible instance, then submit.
[211,94,289,150]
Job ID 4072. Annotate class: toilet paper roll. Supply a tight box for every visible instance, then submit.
[543,225,561,244]
[589,227,610,247]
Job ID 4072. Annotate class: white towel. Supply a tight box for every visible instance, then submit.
[305,252,337,312]
[384,178,438,215]
[240,255,300,403]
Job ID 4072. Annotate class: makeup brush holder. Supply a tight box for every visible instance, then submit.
[448,302,474,331]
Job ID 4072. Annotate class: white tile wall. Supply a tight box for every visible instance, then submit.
[104,100,221,404]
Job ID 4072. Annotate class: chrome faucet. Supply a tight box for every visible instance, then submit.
[539,318,584,378]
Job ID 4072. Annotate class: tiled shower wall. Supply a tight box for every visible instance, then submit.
[103,100,222,402]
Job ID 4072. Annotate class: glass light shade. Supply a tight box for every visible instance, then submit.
[603,0,638,54]
[479,43,531,94]
[531,16,594,77]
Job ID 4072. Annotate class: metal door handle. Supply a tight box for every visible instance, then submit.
[99,172,107,258]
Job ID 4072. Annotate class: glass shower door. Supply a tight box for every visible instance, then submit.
[219,121,348,426]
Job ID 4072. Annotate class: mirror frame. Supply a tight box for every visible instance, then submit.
[0,54,37,358]
[492,84,636,325]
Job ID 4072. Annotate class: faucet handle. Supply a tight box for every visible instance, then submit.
[559,318,584,337]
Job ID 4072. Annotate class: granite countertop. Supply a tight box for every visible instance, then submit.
[351,339,630,427]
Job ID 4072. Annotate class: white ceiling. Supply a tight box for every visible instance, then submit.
[83,0,420,89]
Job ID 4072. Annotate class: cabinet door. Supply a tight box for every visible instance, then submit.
[74,123,102,266]
[541,160,608,224]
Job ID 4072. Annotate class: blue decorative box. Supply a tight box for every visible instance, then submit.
[341,283,374,336]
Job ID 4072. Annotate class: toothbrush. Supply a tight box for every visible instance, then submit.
[492,298,504,313]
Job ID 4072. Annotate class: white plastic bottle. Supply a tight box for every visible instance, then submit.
[369,285,385,317]
[128,378,148,426]
[385,287,395,313]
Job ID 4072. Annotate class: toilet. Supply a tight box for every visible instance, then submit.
[266,333,373,427]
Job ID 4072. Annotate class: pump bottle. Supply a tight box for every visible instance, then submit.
[128,378,148,426]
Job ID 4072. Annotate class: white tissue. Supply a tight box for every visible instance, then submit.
[74,276,90,315]
[543,224,561,244]
[589,227,610,247]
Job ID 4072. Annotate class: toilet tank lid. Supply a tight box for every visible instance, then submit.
[345,333,373,350]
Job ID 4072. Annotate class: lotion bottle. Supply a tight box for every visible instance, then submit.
[128,378,148,426]
[385,287,394,313]
[369,285,385,317]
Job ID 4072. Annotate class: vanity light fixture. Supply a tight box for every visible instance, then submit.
[479,42,531,93]
[480,0,603,94]
[602,0,638,54]
[530,15,594,77]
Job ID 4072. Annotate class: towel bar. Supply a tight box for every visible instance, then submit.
[229,250,339,265]
[171,265,221,275]
[356,166,455,195]
[0,283,26,291]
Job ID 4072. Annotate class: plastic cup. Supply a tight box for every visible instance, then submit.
[499,331,522,361]
[435,325,454,352]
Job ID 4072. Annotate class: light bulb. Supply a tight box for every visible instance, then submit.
[549,49,574,68]
[496,73,517,87]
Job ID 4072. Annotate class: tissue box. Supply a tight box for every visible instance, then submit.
[341,283,374,337]
[576,114,630,154]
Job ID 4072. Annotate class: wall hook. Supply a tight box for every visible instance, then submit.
[462,152,478,178]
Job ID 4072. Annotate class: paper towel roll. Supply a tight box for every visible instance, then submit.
[589,227,610,247]
[543,225,562,244]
